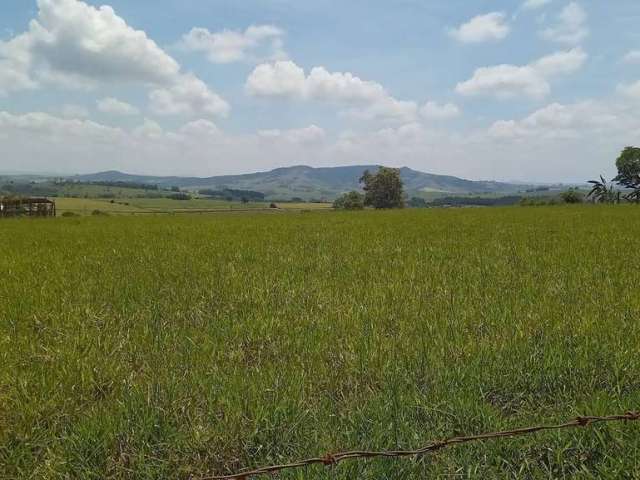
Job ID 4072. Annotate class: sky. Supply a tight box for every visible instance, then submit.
[1,0,639,182]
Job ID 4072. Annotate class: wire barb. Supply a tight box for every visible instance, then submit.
[199,411,639,480]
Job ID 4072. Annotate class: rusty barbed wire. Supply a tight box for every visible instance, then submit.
[198,411,640,480]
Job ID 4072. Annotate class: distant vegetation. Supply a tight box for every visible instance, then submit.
[429,195,523,207]
[59,180,161,190]
[333,191,365,210]
[67,165,533,201]
[587,147,640,203]
[360,167,405,209]
[198,188,266,202]
[167,192,192,201]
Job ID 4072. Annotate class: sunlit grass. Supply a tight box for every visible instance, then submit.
[1,206,639,479]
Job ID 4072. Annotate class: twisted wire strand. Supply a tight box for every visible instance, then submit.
[198,411,640,480]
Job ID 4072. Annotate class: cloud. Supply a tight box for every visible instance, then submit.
[0,0,228,118]
[246,60,416,121]
[149,73,230,118]
[487,101,626,140]
[2,0,180,89]
[181,25,286,63]
[623,50,640,64]
[542,2,589,45]
[456,48,587,99]
[618,80,640,100]
[258,125,326,144]
[0,110,123,142]
[0,109,330,176]
[448,12,510,44]
[522,0,552,10]
[246,60,308,98]
[97,97,140,116]
[60,104,89,119]
[2,106,637,183]
[420,101,460,120]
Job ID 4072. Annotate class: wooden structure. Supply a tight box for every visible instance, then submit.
[0,197,56,218]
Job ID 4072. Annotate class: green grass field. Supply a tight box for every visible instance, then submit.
[54,197,331,216]
[1,206,639,479]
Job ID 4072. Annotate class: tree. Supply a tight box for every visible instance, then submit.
[614,147,640,202]
[359,167,405,209]
[615,147,640,188]
[333,191,365,210]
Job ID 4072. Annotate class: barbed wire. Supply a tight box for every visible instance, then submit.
[197,411,640,480]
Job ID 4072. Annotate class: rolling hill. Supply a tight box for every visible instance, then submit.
[69,165,529,201]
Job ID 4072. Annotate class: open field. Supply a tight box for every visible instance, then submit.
[1,206,639,479]
[54,197,332,216]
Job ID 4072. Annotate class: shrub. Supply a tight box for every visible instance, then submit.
[408,197,428,208]
[168,193,192,201]
[333,191,365,210]
[560,188,583,204]
[91,209,109,216]
[61,211,79,217]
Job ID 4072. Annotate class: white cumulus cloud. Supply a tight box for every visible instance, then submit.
[246,60,416,122]
[456,48,587,99]
[149,73,230,118]
[542,2,589,45]
[258,125,326,144]
[488,101,628,140]
[181,24,286,63]
[522,0,552,10]
[420,101,460,120]
[0,0,228,118]
[449,12,510,44]
[97,97,140,116]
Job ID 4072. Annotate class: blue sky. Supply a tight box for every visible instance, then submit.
[1,0,639,181]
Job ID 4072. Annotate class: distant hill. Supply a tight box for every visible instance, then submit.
[69,165,530,201]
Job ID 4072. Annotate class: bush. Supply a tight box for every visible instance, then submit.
[168,193,192,201]
[560,188,583,204]
[91,209,109,216]
[269,203,278,209]
[408,197,428,208]
[61,211,79,217]
[333,191,365,210]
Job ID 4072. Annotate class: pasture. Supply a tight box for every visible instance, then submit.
[54,197,331,216]
[1,206,639,479]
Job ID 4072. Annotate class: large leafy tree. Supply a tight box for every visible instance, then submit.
[615,146,640,202]
[359,167,405,209]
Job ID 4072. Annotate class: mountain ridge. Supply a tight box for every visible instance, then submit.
[69,165,531,200]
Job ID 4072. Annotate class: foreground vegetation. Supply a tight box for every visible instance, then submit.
[1,206,639,479]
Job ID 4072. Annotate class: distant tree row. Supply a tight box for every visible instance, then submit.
[57,180,161,190]
[198,188,266,202]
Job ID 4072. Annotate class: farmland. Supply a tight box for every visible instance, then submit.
[1,206,639,479]
[53,197,331,216]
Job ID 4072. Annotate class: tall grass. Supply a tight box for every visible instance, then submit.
[1,206,639,479]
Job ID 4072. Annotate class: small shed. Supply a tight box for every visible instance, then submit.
[0,197,56,218]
